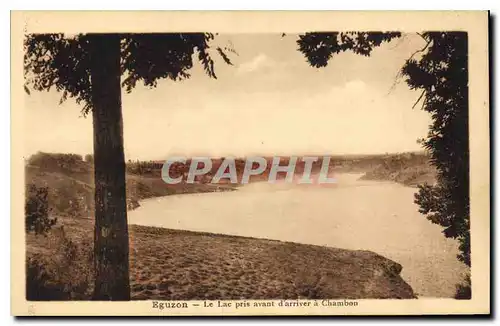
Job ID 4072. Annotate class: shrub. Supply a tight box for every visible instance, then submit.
[26,255,69,300]
[455,274,471,300]
[51,182,91,218]
[26,227,94,300]
[25,184,57,235]
[84,154,94,163]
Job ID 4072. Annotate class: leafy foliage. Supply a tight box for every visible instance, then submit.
[402,32,470,267]
[24,33,233,115]
[84,154,94,163]
[24,34,93,113]
[297,32,401,68]
[27,255,69,300]
[25,184,57,235]
[455,273,471,299]
[26,228,94,300]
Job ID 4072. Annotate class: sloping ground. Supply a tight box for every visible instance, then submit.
[359,154,436,187]
[26,217,415,300]
[25,165,236,218]
[360,164,436,187]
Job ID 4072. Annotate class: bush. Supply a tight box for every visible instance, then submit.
[455,274,471,300]
[84,154,94,163]
[26,227,94,300]
[51,181,91,218]
[26,256,69,300]
[25,184,57,235]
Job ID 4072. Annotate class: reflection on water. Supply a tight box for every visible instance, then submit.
[128,173,467,298]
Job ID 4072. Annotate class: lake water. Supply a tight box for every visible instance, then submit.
[128,173,467,298]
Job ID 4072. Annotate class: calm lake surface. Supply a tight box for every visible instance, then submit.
[128,173,467,298]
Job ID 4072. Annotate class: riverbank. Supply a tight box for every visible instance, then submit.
[26,216,415,300]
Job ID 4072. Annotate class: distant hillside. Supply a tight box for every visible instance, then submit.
[125,153,436,186]
[25,152,237,218]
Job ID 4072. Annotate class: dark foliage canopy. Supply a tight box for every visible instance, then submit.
[297,32,401,67]
[24,33,233,115]
[402,32,469,266]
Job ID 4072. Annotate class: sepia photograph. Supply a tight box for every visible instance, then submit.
[11,11,490,316]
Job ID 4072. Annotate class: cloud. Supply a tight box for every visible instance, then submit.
[237,53,276,74]
[344,80,367,92]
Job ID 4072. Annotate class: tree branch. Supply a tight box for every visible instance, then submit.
[407,35,432,63]
[386,33,430,95]
[412,90,426,109]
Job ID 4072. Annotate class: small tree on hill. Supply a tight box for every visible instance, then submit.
[84,154,94,163]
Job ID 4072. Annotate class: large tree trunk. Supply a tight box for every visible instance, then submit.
[89,34,130,300]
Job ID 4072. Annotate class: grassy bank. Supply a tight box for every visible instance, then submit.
[26,216,415,300]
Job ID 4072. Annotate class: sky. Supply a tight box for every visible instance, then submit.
[24,33,431,160]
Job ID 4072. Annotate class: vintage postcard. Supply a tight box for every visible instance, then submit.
[11,11,490,316]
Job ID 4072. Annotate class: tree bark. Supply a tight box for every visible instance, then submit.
[89,34,130,300]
